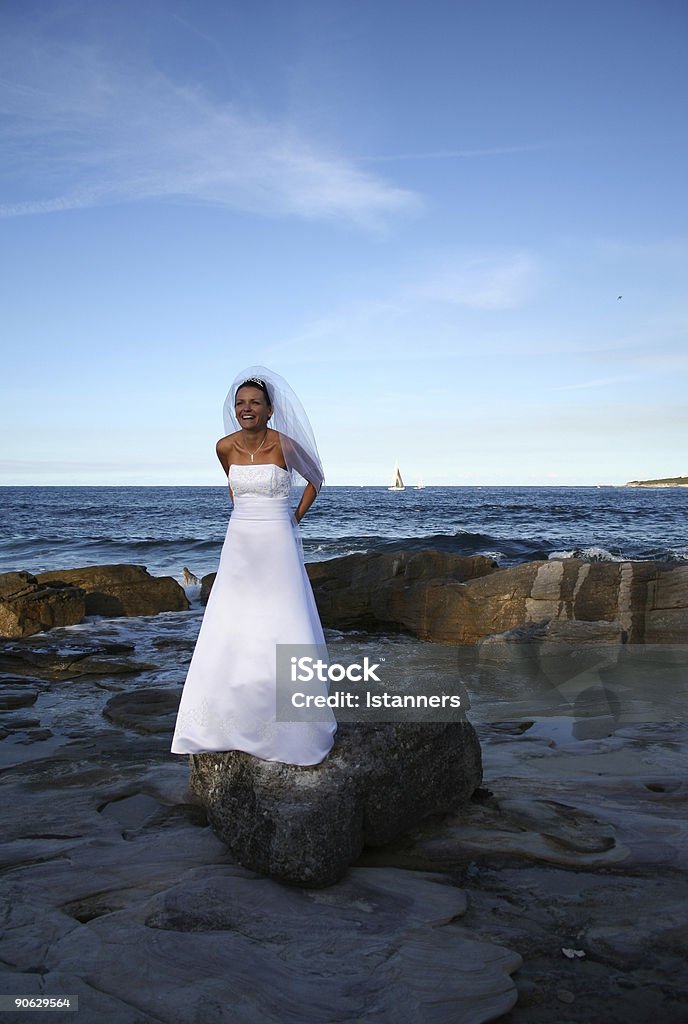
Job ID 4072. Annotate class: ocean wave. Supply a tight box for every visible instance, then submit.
[306,548,370,563]
[375,532,550,564]
[0,535,223,551]
[311,533,688,568]
[298,532,548,566]
[548,546,688,564]
[548,546,625,562]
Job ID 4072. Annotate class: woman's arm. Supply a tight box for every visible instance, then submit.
[280,435,323,492]
[216,438,233,502]
[216,438,230,475]
[294,482,318,523]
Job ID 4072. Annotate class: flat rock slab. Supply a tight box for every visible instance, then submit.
[189,720,482,887]
[0,686,39,710]
[0,639,153,680]
[0,855,521,1024]
[362,793,629,871]
[103,687,183,735]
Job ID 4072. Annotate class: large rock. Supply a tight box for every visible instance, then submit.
[202,549,498,614]
[0,571,86,639]
[452,558,677,643]
[305,549,498,630]
[1,564,189,639]
[189,719,482,887]
[645,564,688,642]
[35,564,189,618]
[302,554,684,644]
[199,570,216,605]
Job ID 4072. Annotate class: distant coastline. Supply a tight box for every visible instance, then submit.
[624,475,688,488]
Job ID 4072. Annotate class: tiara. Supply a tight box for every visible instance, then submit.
[239,377,266,389]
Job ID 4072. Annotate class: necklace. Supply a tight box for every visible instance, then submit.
[238,429,269,462]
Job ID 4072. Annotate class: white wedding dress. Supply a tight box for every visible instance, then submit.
[170,463,337,765]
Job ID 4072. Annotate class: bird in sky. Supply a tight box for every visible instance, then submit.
[617,295,623,300]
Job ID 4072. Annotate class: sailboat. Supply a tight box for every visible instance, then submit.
[388,461,405,491]
[415,478,425,489]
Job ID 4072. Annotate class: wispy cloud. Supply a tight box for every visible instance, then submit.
[550,373,638,391]
[362,142,555,162]
[263,250,539,363]
[0,36,419,226]
[412,252,537,310]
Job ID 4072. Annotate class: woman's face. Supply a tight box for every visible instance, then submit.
[235,386,272,430]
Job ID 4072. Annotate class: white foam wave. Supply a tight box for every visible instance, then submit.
[479,550,505,564]
[549,547,624,562]
[308,548,369,563]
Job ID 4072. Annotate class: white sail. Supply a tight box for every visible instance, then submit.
[388,461,405,490]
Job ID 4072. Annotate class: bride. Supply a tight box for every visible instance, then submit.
[170,366,337,765]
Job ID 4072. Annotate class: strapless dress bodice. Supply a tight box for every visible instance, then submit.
[229,463,291,498]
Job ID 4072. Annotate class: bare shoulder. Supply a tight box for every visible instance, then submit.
[216,432,240,454]
[216,433,240,476]
[267,428,286,464]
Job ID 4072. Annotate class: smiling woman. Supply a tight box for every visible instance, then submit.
[170,366,336,766]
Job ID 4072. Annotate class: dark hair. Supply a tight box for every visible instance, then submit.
[236,377,272,405]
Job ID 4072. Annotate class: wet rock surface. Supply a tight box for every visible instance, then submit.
[0,571,86,639]
[36,563,189,618]
[0,610,686,1022]
[0,565,190,640]
[0,637,155,680]
[0,685,40,710]
[103,687,184,734]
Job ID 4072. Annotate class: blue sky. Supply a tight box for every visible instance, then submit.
[1,0,686,486]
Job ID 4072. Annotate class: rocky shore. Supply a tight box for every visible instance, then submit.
[3,551,687,644]
[1,555,687,1022]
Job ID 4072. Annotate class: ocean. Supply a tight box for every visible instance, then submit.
[2,484,687,579]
